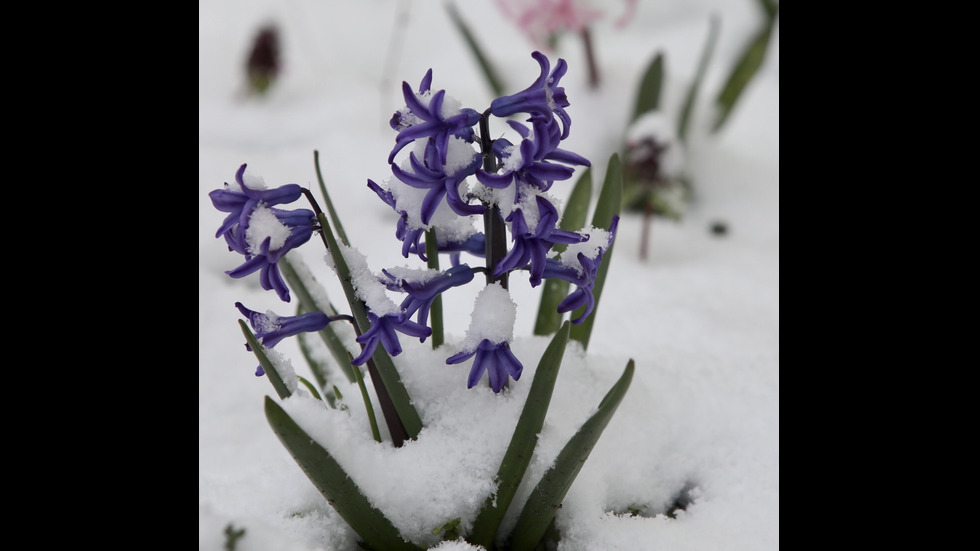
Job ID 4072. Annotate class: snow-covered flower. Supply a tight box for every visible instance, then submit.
[388,69,482,166]
[541,215,619,323]
[447,338,524,393]
[496,195,587,286]
[235,302,332,375]
[209,163,304,247]
[222,205,317,302]
[368,178,427,260]
[390,145,484,224]
[446,283,523,392]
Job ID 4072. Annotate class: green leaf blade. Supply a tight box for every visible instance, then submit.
[677,14,720,144]
[240,320,292,400]
[445,1,504,97]
[712,22,773,133]
[569,154,622,350]
[630,52,664,124]
[264,397,423,551]
[508,360,635,551]
[468,322,571,548]
[317,211,424,441]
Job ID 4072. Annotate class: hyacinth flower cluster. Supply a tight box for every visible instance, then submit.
[208,51,633,551]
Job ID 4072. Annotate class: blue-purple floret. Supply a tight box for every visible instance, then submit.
[446,339,524,393]
[222,207,316,302]
[389,69,482,166]
[367,178,427,261]
[489,51,571,139]
[382,265,475,327]
[352,312,432,366]
[209,163,305,241]
[496,196,587,286]
[210,163,317,302]
[541,215,620,324]
[236,302,332,375]
[476,116,589,201]
[391,146,484,224]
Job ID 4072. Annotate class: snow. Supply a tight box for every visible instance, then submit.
[200,1,778,550]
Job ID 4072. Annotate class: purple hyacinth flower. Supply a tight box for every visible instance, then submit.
[495,196,587,286]
[209,163,305,241]
[235,302,332,375]
[477,117,589,197]
[368,179,427,261]
[382,265,475,328]
[541,215,620,324]
[446,339,524,393]
[489,51,571,139]
[223,206,317,302]
[390,146,484,224]
[388,70,482,166]
[351,311,432,366]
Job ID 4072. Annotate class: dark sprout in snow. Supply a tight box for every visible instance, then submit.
[351,312,432,366]
[236,302,332,375]
[489,51,571,139]
[446,339,524,393]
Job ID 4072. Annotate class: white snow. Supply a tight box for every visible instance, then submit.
[200,1,778,550]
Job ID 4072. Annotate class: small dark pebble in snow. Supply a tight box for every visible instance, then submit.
[710,220,728,237]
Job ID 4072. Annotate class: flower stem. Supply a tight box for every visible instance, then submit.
[425,228,444,348]
[480,110,509,289]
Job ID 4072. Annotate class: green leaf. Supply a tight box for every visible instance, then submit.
[348,352,382,443]
[712,20,774,133]
[445,1,504,97]
[296,375,323,401]
[313,150,351,247]
[468,322,571,548]
[569,155,622,350]
[630,52,664,124]
[318,211,423,442]
[758,0,779,20]
[296,330,338,408]
[239,320,291,400]
[534,167,592,336]
[677,14,720,144]
[508,360,635,551]
[264,397,423,551]
[280,254,357,384]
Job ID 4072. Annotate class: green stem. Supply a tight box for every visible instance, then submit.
[349,353,382,443]
[425,228,444,348]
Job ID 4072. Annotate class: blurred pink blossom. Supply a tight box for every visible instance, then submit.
[496,0,638,50]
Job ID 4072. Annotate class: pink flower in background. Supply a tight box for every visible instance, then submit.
[496,0,637,50]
